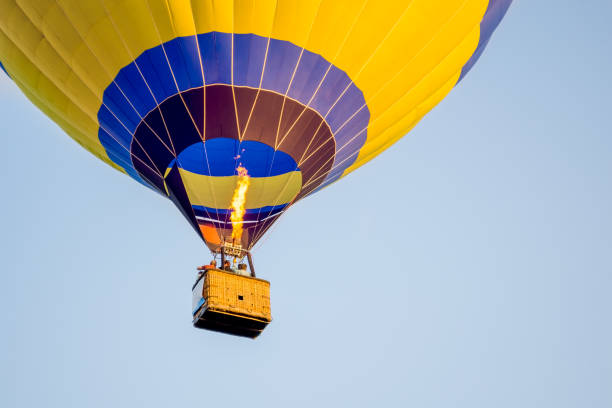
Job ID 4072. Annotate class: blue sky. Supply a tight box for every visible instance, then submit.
[1,2,611,407]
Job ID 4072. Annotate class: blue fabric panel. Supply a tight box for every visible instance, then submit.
[100,129,151,190]
[101,82,141,133]
[100,129,132,180]
[175,139,299,177]
[233,34,267,88]
[164,36,204,91]
[112,63,158,117]
[106,148,149,188]
[198,32,232,85]
[261,38,302,94]
[325,83,367,133]
[136,45,177,103]
[100,129,132,167]
[459,0,512,82]
[97,105,132,150]
[287,49,330,104]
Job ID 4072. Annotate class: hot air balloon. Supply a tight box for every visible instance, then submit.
[0,0,512,337]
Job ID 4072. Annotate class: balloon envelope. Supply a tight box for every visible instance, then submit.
[0,0,511,250]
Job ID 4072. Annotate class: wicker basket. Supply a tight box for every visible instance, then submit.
[193,269,271,338]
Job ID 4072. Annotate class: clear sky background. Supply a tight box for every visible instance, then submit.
[1,2,611,407]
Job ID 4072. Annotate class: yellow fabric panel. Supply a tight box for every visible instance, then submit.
[365,24,483,146]
[331,0,419,74]
[149,0,198,39]
[271,0,324,47]
[105,0,169,63]
[178,169,302,210]
[0,30,98,138]
[9,71,123,173]
[345,70,462,176]
[16,0,113,94]
[346,24,482,174]
[299,0,487,182]
[234,0,277,36]
[352,0,481,88]
[0,27,136,173]
[0,2,100,120]
[190,0,300,39]
[56,0,132,81]
[191,0,234,34]
[305,0,367,64]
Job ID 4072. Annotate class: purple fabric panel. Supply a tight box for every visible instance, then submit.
[309,68,351,115]
[261,38,302,94]
[286,49,330,103]
[325,83,367,132]
[459,0,513,82]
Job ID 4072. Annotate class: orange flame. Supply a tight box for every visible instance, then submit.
[230,165,250,243]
